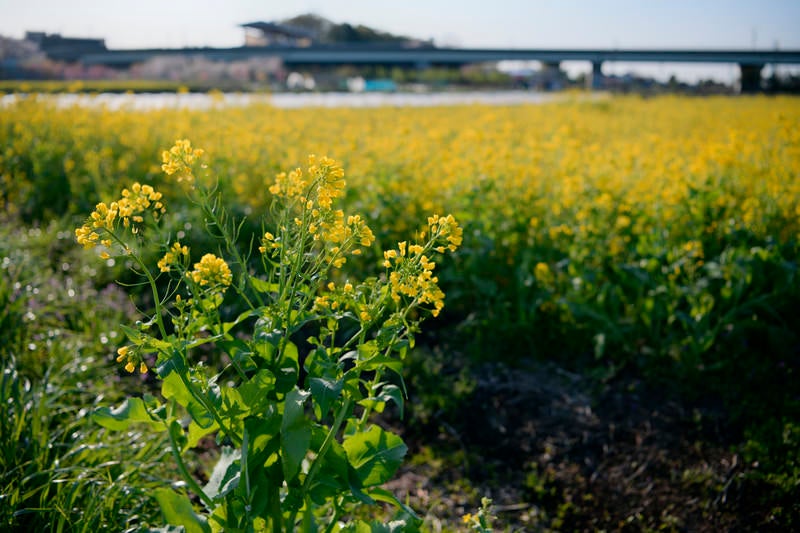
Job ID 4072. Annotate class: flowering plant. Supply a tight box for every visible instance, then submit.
[76,140,461,531]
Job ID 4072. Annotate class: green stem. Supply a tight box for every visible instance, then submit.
[324,498,343,533]
[167,421,214,509]
[358,368,384,428]
[357,327,405,429]
[268,477,282,533]
[105,229,168,339]
[134,254,169,339]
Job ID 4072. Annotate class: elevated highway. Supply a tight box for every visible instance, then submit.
[79,45,800,92]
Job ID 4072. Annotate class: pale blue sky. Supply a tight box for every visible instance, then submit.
[1,0,798,82]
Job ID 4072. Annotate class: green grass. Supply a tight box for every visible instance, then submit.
[0,219,171,531]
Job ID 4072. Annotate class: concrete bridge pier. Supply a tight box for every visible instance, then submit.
[587,61,605,90]
[739,63,764,93]
[538,61,564,90]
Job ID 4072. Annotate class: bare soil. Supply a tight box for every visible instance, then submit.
[389,358,798,531]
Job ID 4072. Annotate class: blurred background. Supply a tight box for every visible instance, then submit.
[1,0,799,94]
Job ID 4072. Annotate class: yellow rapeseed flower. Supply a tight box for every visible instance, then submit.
[187,253,232,288]
[158,242,190,273]
[161,139,204,184]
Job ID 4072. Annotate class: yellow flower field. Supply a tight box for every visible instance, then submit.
[2,95,799,368]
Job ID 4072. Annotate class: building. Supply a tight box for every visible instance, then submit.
[24,32,106,62]
[240,22,316,47]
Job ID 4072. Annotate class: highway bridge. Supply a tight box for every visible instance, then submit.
[77,45,800,92]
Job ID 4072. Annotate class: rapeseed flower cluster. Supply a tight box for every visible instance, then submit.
[382,214,463,317]
[318,211,375,268]
[115,345,148,374]
[313,277,383,325]
[161,139,204,185]
[75,182,165,256]
[269,154,345,209]
[263,156,375,270]
[187,253,232,290]
[269,168,307,199]
[157,241,190,273]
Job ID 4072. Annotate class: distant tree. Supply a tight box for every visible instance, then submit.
[328,23,361,43]
[282,13,414,44]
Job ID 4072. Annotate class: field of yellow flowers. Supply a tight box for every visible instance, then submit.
[2,94,800,529]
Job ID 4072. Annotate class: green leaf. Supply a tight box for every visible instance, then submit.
[161,370,193,406]
[355,342,377,361]
[367,487,420,520]
[218,339,257,372]
[250,277,279,294]
[308,430,350,504]
[309,377,342,419]
[203,446,241,502]
[281,340,299,366]
[377,383,404,418]
[187,419,219,449]
[341,519,411,533]
[357,354,403,377]
[222,308,257,334]
[119,323,145,345]
[358,383,405,417]
[343,425,407,487]
[238,369,276,410]
[157,350,187,378]
[376,323,403,350]
[153,488,211,533]
[281,388,311,482]
[92,396,165,432]
[218,385,249,422]
[161,371,214,429]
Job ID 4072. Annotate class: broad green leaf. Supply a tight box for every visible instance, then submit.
[281,340,299,366]
[168,419,188,454]
[309,377,342,419]
[343,425,407,487]
[275,366,299,395]
[218,385,249,422]
[359,382,403,416]
[187,418,219,449]
[203,446,241,502]
[281,388,311,481]
[161,370,192,407]
[92,396,165,432]
[238,369,276,410]
[153,488,211,533]
[156,350,188,378]
[254,316,282,347]
[356,342,377,361]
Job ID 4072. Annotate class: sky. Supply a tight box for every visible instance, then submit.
[1,0,799,83]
